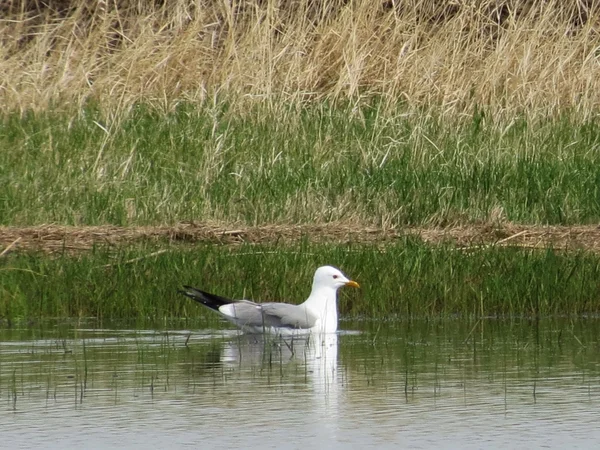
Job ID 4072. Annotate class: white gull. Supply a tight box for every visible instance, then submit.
[179,265,359,334]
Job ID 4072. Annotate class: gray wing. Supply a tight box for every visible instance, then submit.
[222,301,318,329]
[261,303,318,329]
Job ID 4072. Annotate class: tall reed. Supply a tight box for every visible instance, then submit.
[1,1,599,118]
[2,241,600,322]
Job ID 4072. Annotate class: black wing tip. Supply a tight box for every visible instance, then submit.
[178,285,234,310]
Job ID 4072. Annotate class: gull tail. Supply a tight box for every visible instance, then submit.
[179,286,235,312]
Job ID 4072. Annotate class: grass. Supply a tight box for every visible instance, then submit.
[2,240,600,322]
[2,2,600,322]
[3,2,600,229]
[2,103,600,227]
[2,1,600,118]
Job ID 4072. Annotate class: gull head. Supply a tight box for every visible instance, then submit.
[313,265,360,291]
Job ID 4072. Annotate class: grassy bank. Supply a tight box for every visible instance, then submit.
[3,0,600,228]
[3,1,600,323]
[2,104,600,227]
[2,240,600,322]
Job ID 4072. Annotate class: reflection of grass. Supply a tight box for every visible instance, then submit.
[2,241,600,320]
[2,105,600,227]
[340,318,600,401]
[1,319,598,411]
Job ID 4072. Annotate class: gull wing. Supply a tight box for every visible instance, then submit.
[220,301,318,330]
[261,303,318,329]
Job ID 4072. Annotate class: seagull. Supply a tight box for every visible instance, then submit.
[179,265,359,334]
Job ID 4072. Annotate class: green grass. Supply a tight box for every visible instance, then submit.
[2,102,600,227]
[2,240,600,322]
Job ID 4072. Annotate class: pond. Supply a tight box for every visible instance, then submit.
[1,319,599,449]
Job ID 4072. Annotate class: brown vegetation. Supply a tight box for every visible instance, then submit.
[2,222,600,255]
[2,0,599,117]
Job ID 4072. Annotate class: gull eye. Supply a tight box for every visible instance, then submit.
[332,275,339,279]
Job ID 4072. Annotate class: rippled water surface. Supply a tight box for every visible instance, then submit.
[1,319,599,449]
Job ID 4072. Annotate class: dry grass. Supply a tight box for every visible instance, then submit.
[3,222,600,255]
[2,0,599,117]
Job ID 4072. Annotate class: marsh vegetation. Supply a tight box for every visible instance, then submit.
[3,242,600,321]
[2,1,600,320]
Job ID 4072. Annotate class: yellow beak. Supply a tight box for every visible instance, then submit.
[345,280,360,288]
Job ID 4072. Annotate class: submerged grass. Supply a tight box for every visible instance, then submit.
[2,240,600,322]
[2,103,600,227]
[3,318,599,411]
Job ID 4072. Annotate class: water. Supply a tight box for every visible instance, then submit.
[1,319,599,449]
